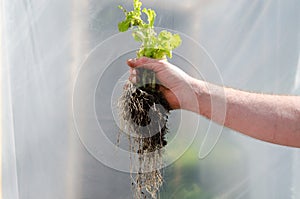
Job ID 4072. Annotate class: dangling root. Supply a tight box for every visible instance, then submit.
[118,81,170,199]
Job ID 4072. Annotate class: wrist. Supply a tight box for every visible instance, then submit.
[180,77,206,114]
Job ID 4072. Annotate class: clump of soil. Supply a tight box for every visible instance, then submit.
[118,68,170,199]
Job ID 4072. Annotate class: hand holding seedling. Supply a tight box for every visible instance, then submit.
[127,57,196,110]
[128,57,300,148]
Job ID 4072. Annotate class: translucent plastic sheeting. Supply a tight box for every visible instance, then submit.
[1,0,300,198]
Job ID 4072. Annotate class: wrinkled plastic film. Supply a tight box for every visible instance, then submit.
[2,0,300,198]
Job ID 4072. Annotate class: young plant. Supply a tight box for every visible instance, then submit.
[117,0,181,199]
[118,0,181,89]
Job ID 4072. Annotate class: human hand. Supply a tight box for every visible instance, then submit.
[127,57,201,111]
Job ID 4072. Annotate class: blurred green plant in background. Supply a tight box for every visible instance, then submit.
[160,148,211,199]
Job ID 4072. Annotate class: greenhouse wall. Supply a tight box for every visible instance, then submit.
[1,0,300,198]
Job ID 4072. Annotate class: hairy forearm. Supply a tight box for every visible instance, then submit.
[188,79,300,148]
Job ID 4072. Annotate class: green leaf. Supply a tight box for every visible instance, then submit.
[118,5,126,13]
[142,8,156,28]
[170,34,182,48]
[118,20,130,32]
[133,0,142,12]
[158,30,172,40]
[118,0,181,59]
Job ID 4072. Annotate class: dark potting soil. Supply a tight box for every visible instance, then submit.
[121,80,171,153]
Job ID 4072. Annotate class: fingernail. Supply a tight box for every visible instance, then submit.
[132,69,137,75]
[128,58,136,62]
[132,76,137,83]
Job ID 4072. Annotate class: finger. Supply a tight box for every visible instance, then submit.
[123,82,130,90]
[129,68,137,76]
[129,74,138,84]
[127,57,157,68]
[158,86,179,110]
[138,63,164,73]
[131,76,137,84]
